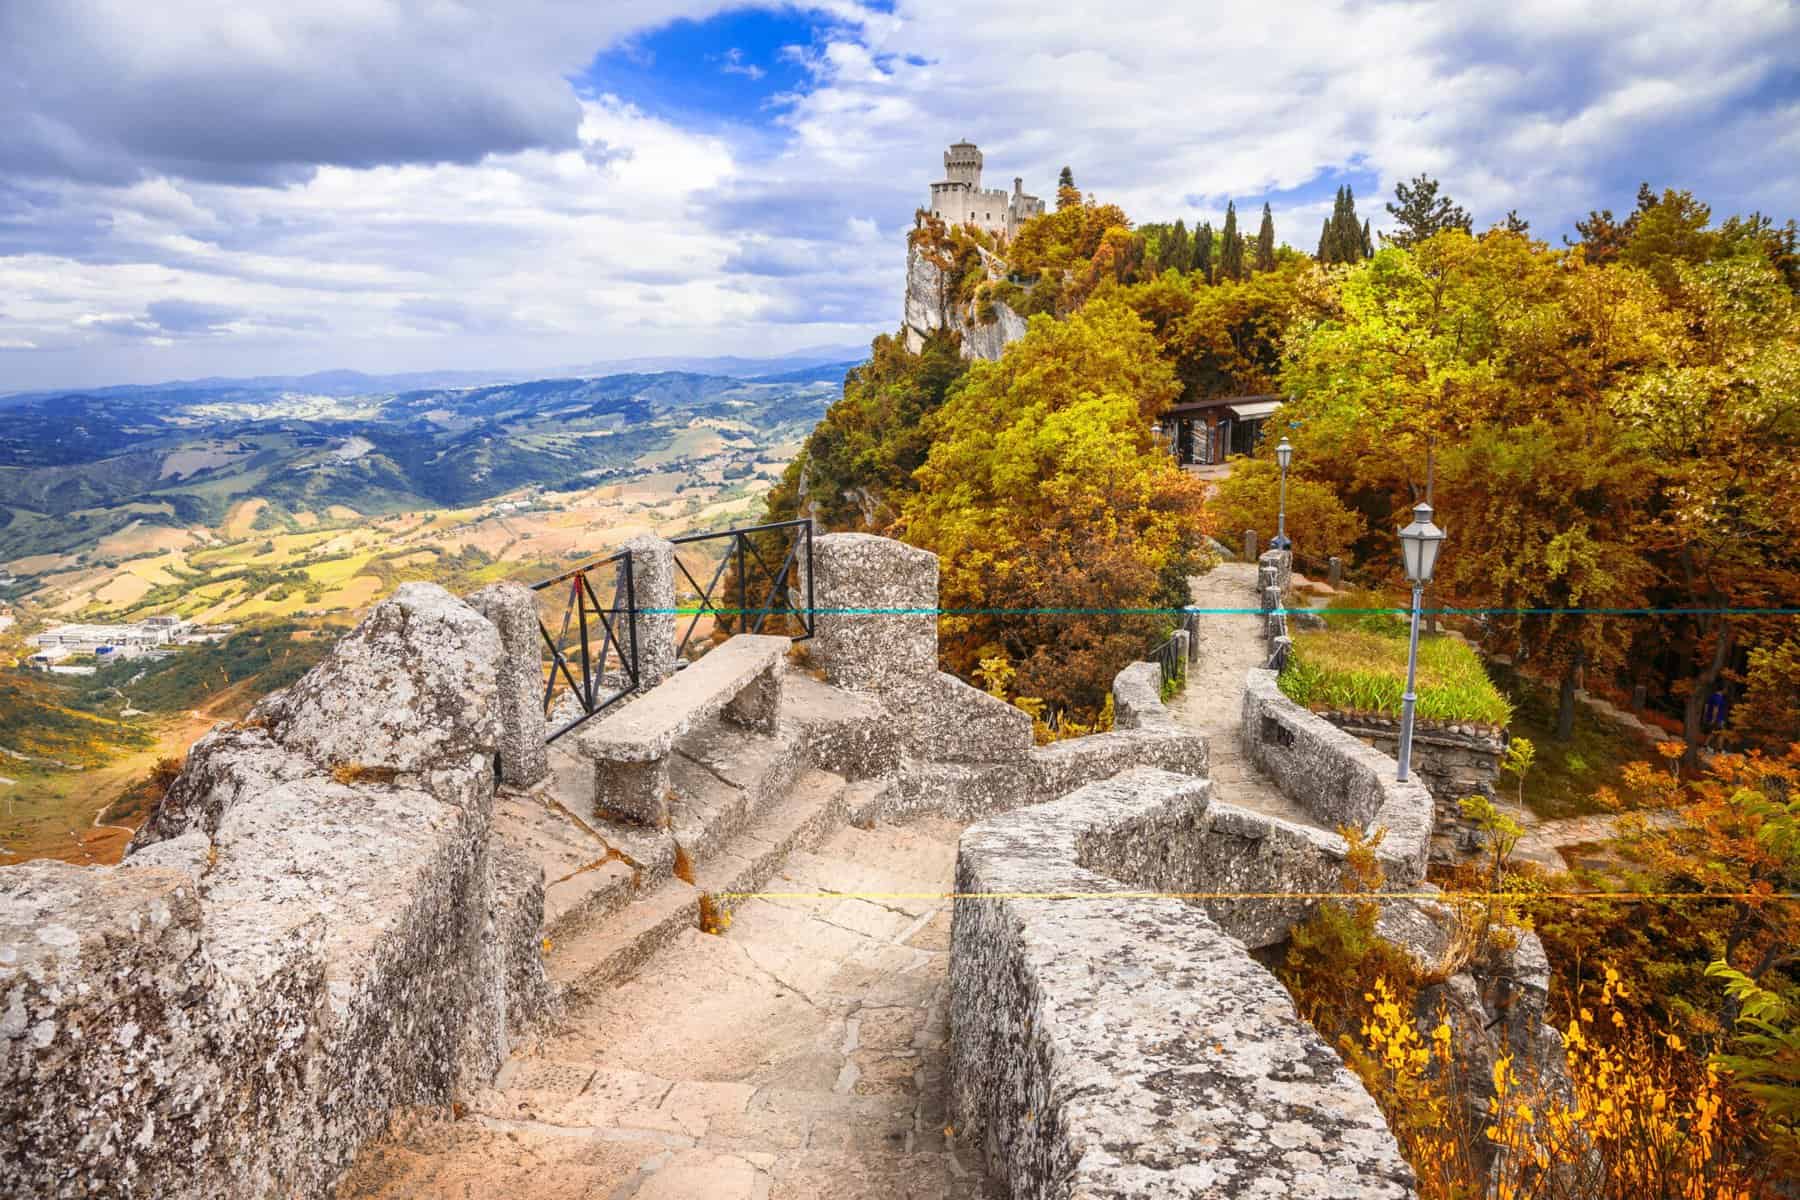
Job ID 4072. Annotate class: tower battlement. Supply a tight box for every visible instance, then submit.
[926,140,1044,241]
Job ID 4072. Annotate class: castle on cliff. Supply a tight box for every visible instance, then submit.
[926,140,1045,240]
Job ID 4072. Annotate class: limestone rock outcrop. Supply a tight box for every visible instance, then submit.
[900,235,1028,362]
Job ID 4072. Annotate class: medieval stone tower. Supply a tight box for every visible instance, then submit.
[926,140,1045,241]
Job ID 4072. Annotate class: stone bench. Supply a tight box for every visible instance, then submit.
[574,634,789,825]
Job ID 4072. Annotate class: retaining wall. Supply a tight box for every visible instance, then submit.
[1318,712,1504,860]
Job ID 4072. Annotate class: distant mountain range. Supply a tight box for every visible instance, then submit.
[0,346,869,406]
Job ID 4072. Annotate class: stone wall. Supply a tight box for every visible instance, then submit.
[1240,670,1434,886]
[1,584,552,1198]
[1317,712,1505,861]
[950,768,1416,1199]
[807,532,1212,824]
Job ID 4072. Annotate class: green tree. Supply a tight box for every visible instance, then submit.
[1193,220,1215,282]
[1318,186,1371,265]
[1383,173,1472,249]
[1219,201,1245,280]
[1056,165,1078,211]
[1255,202,1277,272]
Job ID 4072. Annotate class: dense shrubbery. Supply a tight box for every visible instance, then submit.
[764,330,968,532]
[900,298,1209,714]
[1209,458,1362,562]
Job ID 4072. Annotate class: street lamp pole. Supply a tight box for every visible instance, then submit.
[1273,437,1293,550]
[1396,501,1446,783]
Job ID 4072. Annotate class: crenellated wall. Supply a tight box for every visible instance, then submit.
[1,584,553,1199]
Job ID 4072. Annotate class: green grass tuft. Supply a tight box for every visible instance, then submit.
[1279,625,1512,727]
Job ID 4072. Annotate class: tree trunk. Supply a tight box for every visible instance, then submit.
[1682,624,1734,771]
[1556,650,1582,742]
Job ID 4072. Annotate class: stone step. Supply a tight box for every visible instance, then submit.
[546,768,850,1006]
[504,719,812,946]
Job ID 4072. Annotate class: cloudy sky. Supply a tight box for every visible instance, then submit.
[2,0,1797,391]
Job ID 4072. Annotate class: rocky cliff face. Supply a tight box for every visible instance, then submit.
[900,237,1028,362]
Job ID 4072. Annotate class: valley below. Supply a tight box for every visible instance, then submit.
[0,362,848,865]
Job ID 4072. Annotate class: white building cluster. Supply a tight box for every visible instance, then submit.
[29,615,189,666]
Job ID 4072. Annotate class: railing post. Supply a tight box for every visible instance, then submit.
[466,581,550,787]
[623,535,676,689]
[1243,527,1258,561]
[736,535,748,638]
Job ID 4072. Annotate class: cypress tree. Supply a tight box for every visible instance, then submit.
[1156,219,1183,273]
[1220,202,1243,280]
[1194,221,1215,282]
[1317,216,1330,260]
[1361,217,1373,257]
[1255,203,1276,272]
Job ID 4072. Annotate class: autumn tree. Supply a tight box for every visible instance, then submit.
[1125,261,1308,401]
[1383,173,1472,249]
[901,299,1210,711]
[1437,415,1656,740]
[1611,257,1800,765]
[1254,202,1277,272]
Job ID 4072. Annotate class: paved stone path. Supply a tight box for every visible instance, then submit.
[1510,806,1680,869]
[339,817,994,1200]
[1164,562,1325,829]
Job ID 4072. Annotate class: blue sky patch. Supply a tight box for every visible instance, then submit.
[576,7,848,133]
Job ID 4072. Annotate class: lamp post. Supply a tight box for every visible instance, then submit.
[1396,501,1446,783]
[1273,436,1293,550]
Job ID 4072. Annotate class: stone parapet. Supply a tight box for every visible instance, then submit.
[622,534,677,687]
[950,768,1416,1199]
[808,532,938,695]
[1110,660,1172,731]
[1240,669,1434,886]
[1317,712,1505,860]
[466,580,550,787]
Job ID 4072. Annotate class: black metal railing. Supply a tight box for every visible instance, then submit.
[531,549,639,742]
[670,519,814,661]
[1149,608,1202,697]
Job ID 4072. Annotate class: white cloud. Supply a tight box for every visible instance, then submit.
[1,0,1795,388]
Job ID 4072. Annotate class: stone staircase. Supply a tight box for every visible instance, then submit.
[347,684,997,1200]
[494,671,899,1010]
